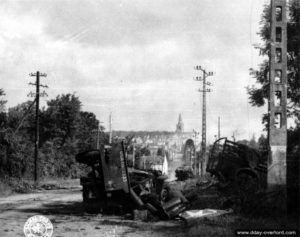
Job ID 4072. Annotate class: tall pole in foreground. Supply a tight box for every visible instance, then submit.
[29,71,47,183]
[194,65,214,176]
[268,0,287,214]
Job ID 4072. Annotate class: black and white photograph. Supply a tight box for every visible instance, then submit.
[0,0,299,236]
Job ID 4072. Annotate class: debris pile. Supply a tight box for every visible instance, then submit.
[206,137,267,192]
[75,137,269,222]
[76,142,188,221]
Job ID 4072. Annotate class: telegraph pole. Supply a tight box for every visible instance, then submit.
[97,120,104,149]
[132,142,136,168]
[109,112,112,144]
[29,71,47,183]
[92,120,103,149]
[96,125,100,149]
[194,65,214,176]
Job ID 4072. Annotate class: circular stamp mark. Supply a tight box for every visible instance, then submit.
[23,215,53,237]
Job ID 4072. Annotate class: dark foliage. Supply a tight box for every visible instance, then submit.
[248,0,300,119]
[0,92,102,180]
[248,1,300,158]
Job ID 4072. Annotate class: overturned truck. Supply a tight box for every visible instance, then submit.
[76,141,187,219]
[206,137,267,193]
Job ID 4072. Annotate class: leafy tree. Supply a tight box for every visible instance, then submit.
[0,112,7,131]
[0,89,7,129]
[76,111,100,151]
[43,94,81,146]
[7,100,36,140]
[258,134,268,152]
[0,100,38,178]
[247,1,299,162]
[1,92,103,180]
[248,0,299,121]
[0,89,7,113]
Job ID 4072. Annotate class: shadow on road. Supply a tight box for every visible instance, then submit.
[19,201,86,216]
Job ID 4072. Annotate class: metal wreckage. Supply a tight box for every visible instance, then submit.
[75,137,267,221]
[75,141,188,220]
[176,137,267,191]
[206,137,267,193]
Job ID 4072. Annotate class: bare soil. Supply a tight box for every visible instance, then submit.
[0,185,190,237]
[1,152,298,237]
[0,181,299,237]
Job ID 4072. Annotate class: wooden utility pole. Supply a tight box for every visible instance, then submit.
[109,112,112,144]
[29,71,47,183]
[132,142,135,168]
[96,126,100,149]
[194,66,214,176]
[93,121,103,149]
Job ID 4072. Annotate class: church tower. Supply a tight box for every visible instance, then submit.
[176,113,184,133]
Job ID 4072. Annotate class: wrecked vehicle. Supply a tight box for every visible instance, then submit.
[206,137,267,192]
[76,141,187,220]
[175,165,194,181]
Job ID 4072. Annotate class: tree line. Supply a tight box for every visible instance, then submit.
[0,92,106,180]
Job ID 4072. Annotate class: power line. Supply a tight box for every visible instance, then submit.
[13,98,37,135]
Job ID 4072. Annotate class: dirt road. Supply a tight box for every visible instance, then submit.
[0,186,188,237]
[2,181,293,237]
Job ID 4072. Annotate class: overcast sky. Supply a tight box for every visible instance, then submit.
[0,0,269,142]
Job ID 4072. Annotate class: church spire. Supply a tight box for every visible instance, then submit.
[178,113,182,123]
[176,113,184,133]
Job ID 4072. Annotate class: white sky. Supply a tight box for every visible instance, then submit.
[0,0,269,143]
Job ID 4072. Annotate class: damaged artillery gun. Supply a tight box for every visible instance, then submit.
[206,137,267,194]
[76,141,187,220]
